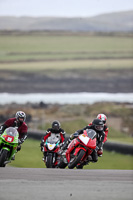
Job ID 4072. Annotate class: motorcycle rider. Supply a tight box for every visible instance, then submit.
[40,120,65,151]
[88,114,109,156]
[62,118,105,165]
[0,111,28,158]
[96,114,109,144]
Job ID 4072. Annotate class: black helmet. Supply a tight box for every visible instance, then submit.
[52,120,60,131]
[92,118,104,131]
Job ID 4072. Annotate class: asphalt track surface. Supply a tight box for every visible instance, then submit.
[0,168,133,200]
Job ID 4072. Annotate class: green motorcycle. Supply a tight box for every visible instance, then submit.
[0,127,19,167]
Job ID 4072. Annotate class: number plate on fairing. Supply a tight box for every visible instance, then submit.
[48,143,55,150]
[79,134,89,145]
[5,136,14,143]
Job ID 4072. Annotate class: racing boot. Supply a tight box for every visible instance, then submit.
[11,154,15,160]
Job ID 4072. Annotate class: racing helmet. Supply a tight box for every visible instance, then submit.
[97,114,107,124]
[15,111,26,122]
[92,118,104,131]
[52,120,60,131]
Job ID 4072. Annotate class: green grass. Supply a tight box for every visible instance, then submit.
[84,150,133,170]
[9,139,133,169]
[0,32,133,71]
[107,127,133,144]
[0,51,133,62]
[1,33,133,53]
[9,139,44,168]
[0,59,133,72]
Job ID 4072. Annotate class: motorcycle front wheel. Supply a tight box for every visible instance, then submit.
[46,154,53,168]
[68,149,86,169]
[0,149,9,167]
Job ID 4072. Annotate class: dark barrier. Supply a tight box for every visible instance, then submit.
[28,129,133,155]
[104,141,133,155]
[28,129,44,140]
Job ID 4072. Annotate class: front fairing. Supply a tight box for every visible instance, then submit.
[66,138,80,162]
[0,128,19,160]
[43,138,60,167]
[44,138,60,152]
[78,132,96,149]
[87,138,96,149]
[47,143,56,150]
[67,138,80,153]
[0,130,19,146]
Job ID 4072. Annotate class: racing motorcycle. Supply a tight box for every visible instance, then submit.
[42,136,61,168]
[65,129,97,169]
[0,127,19,167]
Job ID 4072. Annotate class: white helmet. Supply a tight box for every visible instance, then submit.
[97,114,107,124]
[15,111,26,122]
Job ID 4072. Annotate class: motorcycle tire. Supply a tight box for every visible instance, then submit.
[68,149,85,169]
[76,164,83,169]
[58,158,68,169]
[46,154,53,168]
[0,149,9,167]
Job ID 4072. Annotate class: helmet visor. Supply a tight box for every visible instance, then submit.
[52,124,59,130]
[102,120,106,124]
[95,125,104,131]
[18,117,24,122]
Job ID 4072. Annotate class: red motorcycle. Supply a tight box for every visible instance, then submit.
[66,129,97,169]
[42,136,61,168]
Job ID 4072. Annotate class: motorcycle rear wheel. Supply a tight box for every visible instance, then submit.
[68,149,85,169]
[0,149,9,167]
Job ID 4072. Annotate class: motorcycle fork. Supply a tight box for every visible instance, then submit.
[44,152,57,164]
[2,146,11,159]
[85,149,93,162]
[52,152,57,164]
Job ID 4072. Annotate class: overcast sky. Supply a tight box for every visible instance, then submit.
[0,0,133,17]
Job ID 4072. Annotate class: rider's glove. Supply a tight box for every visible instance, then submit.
[0,126,3,135]
[18,139,22,144]
[95,146,99,151]
[17,145,21,151]
[40,141,44,147]
[40,141,44,151]
[20,138,24,144]
[69,132,79,140]
[0,125,3,131]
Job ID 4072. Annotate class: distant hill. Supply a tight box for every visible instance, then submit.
[0,10,133,32]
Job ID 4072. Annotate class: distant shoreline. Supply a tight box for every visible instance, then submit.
[0,92,133,105]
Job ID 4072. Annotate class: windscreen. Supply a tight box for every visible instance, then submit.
[5,127,18,137]
[86,129,96,139]
[47,136,59,144]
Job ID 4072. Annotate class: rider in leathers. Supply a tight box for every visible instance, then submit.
[0,111,28,157]
[40,120,65,150]
[96,114,109,144]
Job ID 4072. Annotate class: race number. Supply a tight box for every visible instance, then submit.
[7,137,13,142]
[79,134,89,145]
